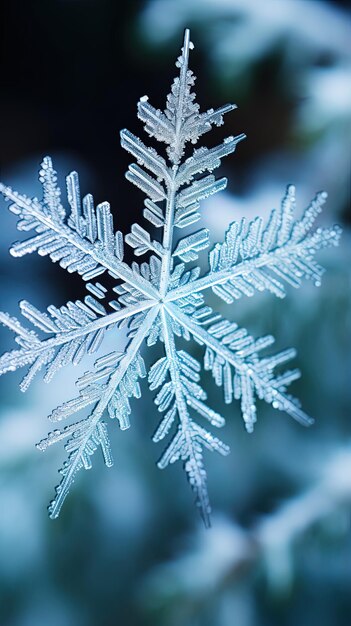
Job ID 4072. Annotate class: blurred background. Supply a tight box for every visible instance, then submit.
[0,1,350,625]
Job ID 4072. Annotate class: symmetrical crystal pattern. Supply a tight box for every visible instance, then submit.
[0,30,341,526]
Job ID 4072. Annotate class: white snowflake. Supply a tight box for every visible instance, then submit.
[0,29,341,526]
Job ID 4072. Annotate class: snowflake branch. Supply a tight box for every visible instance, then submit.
[159,172,178,298]
[160,308,213,526]
[0,299,155,383]
[165,187,341,304]
[158,31,193,296]
[0,180,158,301]
[173,28,192,159]
[42,305,160,519]
[165,229,340,302]
[165,244,303,302]
[166,303,313,430]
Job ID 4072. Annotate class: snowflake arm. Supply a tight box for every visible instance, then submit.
[0,295,154,389]
[166,302,313,433]
[166,185,341,304]
[137,29,241,165]
[152,308,229,527]
[37,305,159,518]
[120,29,244,301]
[0,158,158,300]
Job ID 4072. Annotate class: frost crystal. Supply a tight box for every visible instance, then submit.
[0,30,341,526]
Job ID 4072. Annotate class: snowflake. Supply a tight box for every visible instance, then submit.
[0,29,341,526]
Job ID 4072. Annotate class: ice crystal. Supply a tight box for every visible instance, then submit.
[0,30,341,526]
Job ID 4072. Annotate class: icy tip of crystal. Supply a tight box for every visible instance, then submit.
[48,502,59,519]
[41,156,52,168]
[183,28,194,50]
[140,95,148,103]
